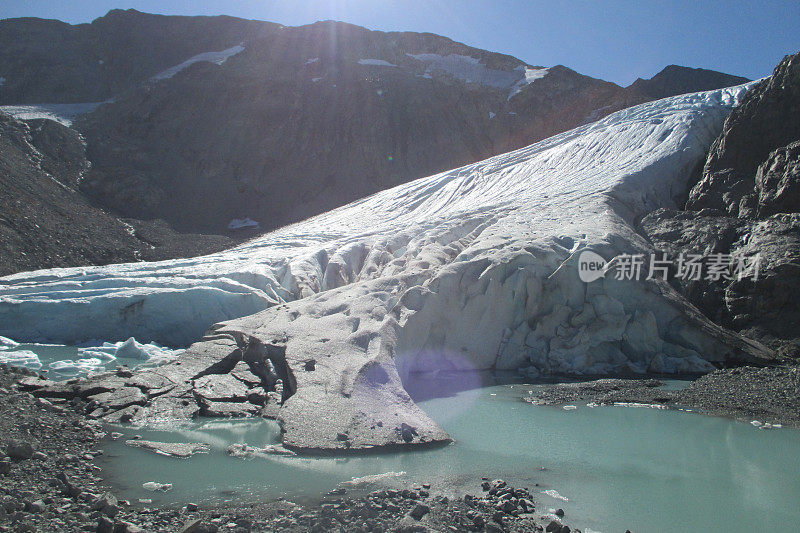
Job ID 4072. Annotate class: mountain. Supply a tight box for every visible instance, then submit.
[0,10,751,265]
[70,18,651,233]
[629,65,750,100]
[2,85,773,451]
[0,9,276,104]
[0,111,234,276]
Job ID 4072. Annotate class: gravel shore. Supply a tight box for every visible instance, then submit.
[524,365,800,427]
[0,365,578,533]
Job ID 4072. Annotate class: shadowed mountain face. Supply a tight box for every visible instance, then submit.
[75,22,650,232]
[0,9,277,104]
[0,10,752,267]
[0,112,234,276]
[629,65,750,100]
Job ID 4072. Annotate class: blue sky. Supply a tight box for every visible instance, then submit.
[1,1,798,85]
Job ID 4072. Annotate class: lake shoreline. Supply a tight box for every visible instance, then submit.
[2,363,798,531]
[523,364,800,428]
[0,365,580,532]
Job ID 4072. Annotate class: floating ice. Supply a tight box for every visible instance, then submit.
[342,471,406,486]
[542,489,569,501]
[49,357,105,374]
[74,338,183,367]
[142,482,172,492]
[0,350,42,370]
[0,336,18,349]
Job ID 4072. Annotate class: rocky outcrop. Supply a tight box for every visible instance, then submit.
[0,111,234,276]
[755,140,800,218]
[686,53,800,216]
[642,52,800,355]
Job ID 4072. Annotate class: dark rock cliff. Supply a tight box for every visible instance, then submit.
[642,52,800,356]
[0,111,233,276]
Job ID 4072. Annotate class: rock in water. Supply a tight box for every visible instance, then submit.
[125,440,211,458]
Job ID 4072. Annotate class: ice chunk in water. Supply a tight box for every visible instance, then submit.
[0,350,41,370]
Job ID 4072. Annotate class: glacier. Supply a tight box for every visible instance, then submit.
[2,84,773,453]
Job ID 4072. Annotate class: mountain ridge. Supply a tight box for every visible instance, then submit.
[0,9,753,272]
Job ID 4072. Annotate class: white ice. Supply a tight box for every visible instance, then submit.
[151,45,245,81]
[305,57,319,65]
[79,338,183,363]
[0,102,104,126]
[0,336,17,349]
[0,84,761,376]
[0,350,42,370]
[49,357,105,374]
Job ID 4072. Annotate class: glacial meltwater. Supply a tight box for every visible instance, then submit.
[4,345,797,531]
[84,378,799,533]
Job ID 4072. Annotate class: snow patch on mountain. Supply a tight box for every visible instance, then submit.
[228,218,260,230]
[508,66,549,100]
[407,54,547,99]
[358,59,397,67]
[407,53,518,88]
[151,44,245,81]
[0,102,104,126]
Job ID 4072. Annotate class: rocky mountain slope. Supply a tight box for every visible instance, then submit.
[0,111,233,276]
[0,9,276,104]
[642,51,800,355]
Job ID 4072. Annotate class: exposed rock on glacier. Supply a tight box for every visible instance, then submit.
[3,85,774,452]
